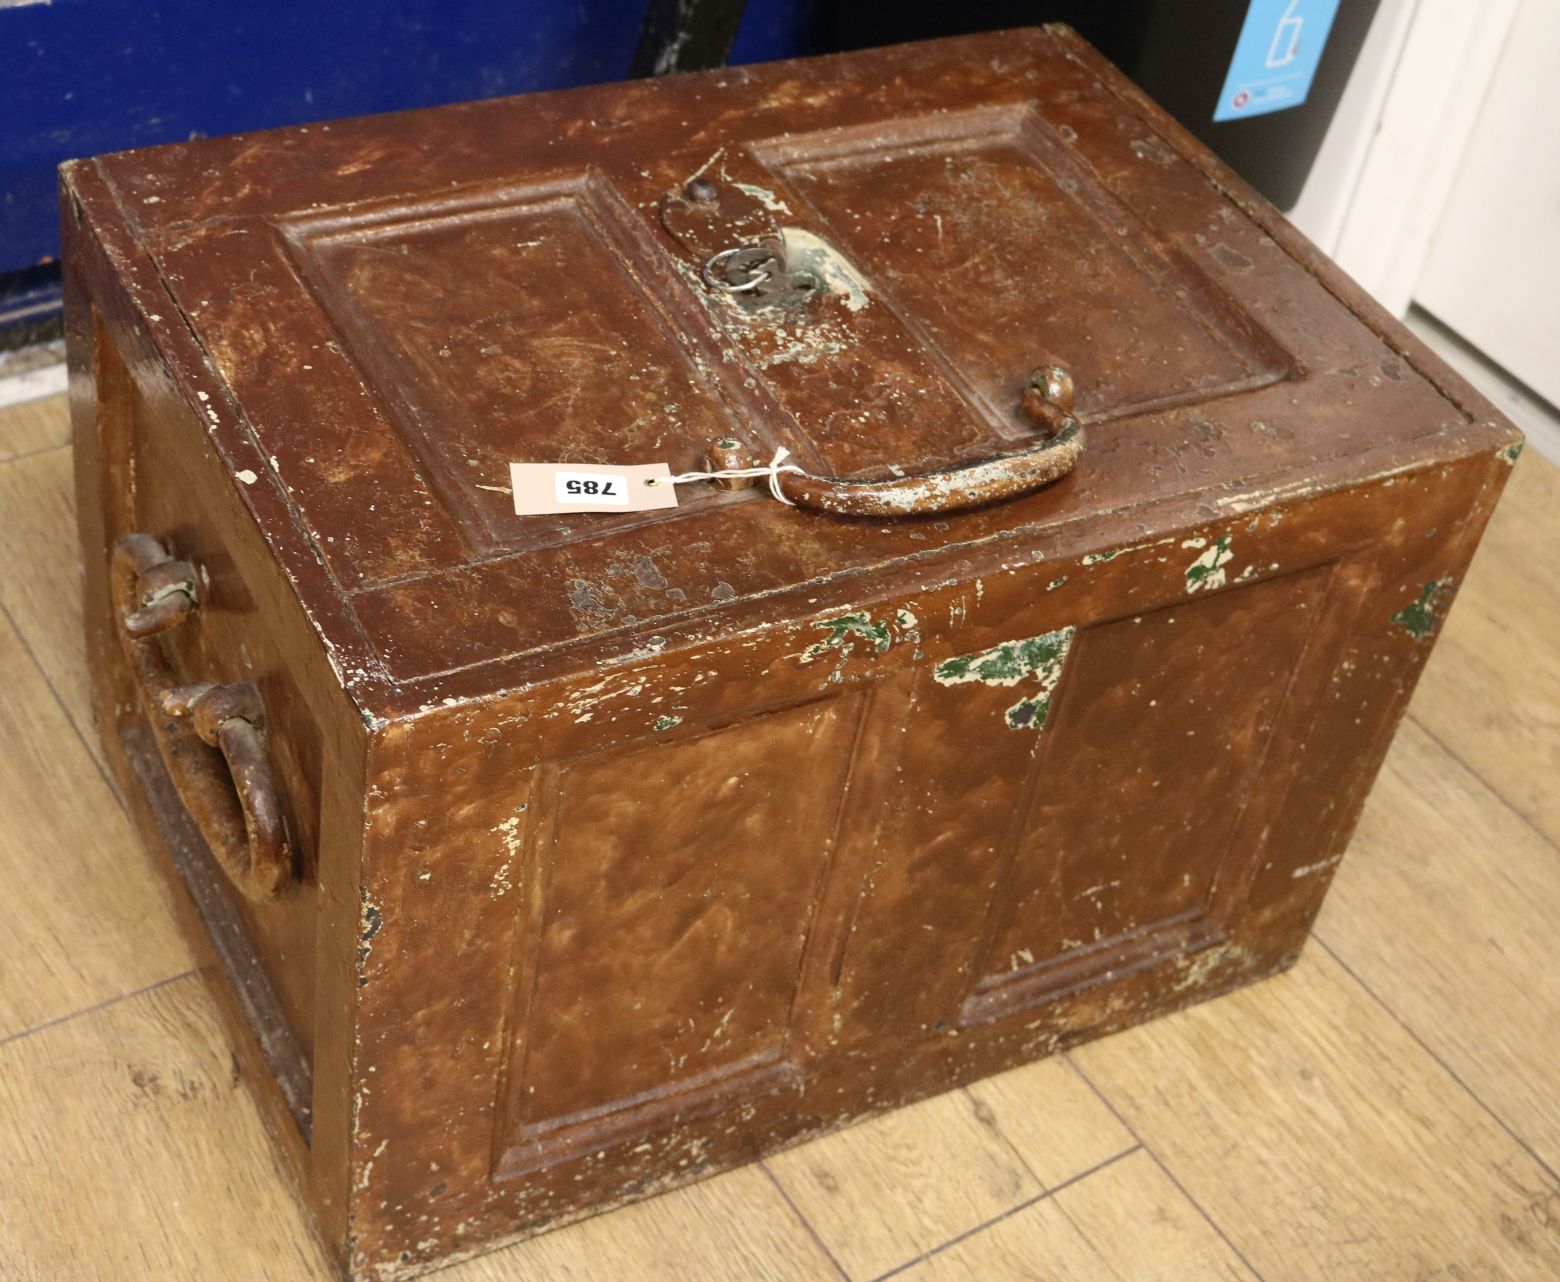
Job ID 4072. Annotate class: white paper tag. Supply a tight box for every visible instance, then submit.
[508,462,679,515]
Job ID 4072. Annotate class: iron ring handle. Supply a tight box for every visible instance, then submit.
[112,533,294,903]
[702,244,780,293]
[771,364,1084,518]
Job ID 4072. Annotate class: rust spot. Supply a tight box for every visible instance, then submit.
[631,555,668,591]
[568,579,617,622]
[1209,242,1252,272]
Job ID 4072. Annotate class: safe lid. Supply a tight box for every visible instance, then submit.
[72,27,1505,700]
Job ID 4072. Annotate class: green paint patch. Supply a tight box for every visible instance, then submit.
[1047,576,1069,591]
[1497,440,1524,465]
[1185,535,1233,593]
[935,631,1070,685]
[1004,694,1052,730]
[808,611,892,656]
[1391,577,1454,639]
[653,714,682,732]
[800,608,920,675]
[1082,550,1120,565]
[935,627,1075,732]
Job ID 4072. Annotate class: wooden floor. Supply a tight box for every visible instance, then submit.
[2,390,1558,1281]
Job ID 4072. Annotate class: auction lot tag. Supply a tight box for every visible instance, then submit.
[509,462,679,514]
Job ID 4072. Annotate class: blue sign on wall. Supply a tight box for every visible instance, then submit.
[1214,0,1342,122]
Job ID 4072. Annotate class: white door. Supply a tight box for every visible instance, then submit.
[1413,0,1560,407]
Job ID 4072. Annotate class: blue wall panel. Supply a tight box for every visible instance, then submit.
[0,0,813,275]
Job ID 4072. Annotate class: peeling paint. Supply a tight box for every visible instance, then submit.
[756,337,846,369]
[1171,944,1254,994]
[797,608,920,676]
[1390,577,1454,639]
[653,714,681,732]
[614,635,669,666]
[733,181,790,214]
[1082,535,1181,568]
[357,894,382,988]
[492,816,522,895]
[1184,535,1233,593]
[808,611,892,656]
[779,227,871,312]
[1213,472,1343,513]
[1497,440,1523,465]
[934,626,1075,731]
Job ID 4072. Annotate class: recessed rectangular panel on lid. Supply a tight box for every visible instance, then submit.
[763,107,1292,426]
[286,175,744,558]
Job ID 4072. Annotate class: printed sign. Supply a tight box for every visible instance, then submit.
[1214,0,1342,122]
[508,462,679,515]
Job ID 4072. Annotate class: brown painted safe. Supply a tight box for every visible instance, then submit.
[64,26,1520,1281]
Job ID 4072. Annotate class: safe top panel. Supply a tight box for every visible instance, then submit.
[74,27,1506,693]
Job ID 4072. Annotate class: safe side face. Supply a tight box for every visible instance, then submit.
[63,26,1521,1281]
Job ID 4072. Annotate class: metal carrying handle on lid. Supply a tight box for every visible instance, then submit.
[113,533,294,903]
[704,364,1084,518]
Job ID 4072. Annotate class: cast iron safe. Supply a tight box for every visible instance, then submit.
[64,26,1521,1280]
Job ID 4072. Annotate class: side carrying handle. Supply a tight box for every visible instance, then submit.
[113,533,293,903]
[715,365,1083,518]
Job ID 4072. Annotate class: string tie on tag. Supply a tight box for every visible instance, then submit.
[654,446,805,506]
